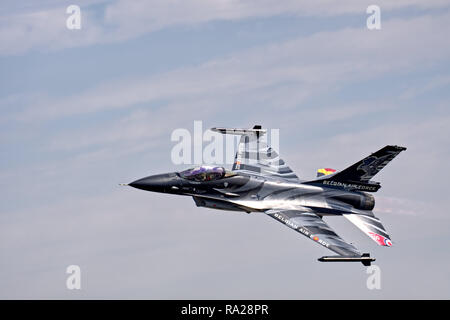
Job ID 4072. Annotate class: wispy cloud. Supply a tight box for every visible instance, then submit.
[10,11,450,125]
[1,0,449,56]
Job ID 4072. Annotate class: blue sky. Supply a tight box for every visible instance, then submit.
[1,0,450,298]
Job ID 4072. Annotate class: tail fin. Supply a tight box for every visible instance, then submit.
[331,145,406,182]
[307,145,406,192]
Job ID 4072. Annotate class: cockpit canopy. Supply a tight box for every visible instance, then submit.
[179,166,233,182]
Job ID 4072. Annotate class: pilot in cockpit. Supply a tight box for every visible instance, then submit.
[180,166,228,182]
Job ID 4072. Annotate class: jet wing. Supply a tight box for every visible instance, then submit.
[211,126,300,182]
[344,213,392,247]
[265,209,361,257]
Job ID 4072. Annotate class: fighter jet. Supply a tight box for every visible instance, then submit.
[126,126,406,266]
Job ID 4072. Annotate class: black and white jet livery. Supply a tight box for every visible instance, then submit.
[126,126,406,266]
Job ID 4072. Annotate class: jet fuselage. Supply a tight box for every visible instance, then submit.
[129,170,375,216]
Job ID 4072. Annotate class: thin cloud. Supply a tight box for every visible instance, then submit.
[1,0,449,55]
[10,11,450,125]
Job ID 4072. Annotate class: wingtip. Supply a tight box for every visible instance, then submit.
[318,254,376,266]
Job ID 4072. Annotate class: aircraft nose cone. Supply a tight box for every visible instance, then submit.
[129,173,175,192]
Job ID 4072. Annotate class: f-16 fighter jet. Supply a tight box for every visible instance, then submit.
[126,126,406,266]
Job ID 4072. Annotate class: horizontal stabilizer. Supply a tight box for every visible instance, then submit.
[344,214,392,247]
[317,168,336,177]
[318,253,375,266]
